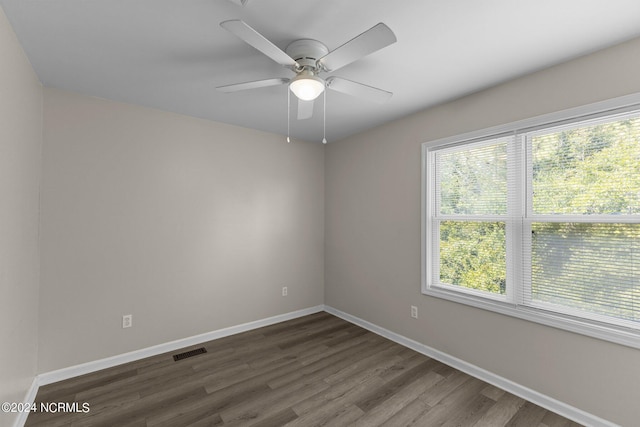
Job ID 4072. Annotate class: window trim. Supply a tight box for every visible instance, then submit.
[421,92,640,350]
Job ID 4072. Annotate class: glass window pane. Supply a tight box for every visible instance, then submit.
[531,222,640,322]
[439,221,506,295]
[437,141,507,215]
[531,115,640,215]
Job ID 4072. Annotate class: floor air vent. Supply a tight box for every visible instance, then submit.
[173,347,207,361]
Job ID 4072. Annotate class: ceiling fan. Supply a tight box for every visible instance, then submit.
[217,20,397,124]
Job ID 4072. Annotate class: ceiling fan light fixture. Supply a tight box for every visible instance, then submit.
[289,72,325,101]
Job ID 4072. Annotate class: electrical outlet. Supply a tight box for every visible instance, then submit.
[122,314,133,328]
[282,287,288,297]
[411,306,418,319]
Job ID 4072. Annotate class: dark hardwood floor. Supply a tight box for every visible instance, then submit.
[25,312,581,426]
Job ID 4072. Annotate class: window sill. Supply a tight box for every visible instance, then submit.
[422,285,640,350]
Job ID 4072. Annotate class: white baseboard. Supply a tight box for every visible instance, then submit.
[324,305,617,427]
[38,305,324,387]
[12,377,39,427]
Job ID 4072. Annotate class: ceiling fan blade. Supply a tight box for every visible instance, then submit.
[326,77,392,104]
[297,99,314,120]
[217,78,288,93]
[317,23,396,72]
[220,20,298,68]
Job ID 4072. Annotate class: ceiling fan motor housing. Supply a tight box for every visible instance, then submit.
[285,39,329,70]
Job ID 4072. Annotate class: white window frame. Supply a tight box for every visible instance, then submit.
[421,93,640,349]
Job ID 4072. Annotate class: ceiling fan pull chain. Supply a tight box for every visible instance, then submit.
[287,88,291,143]
[322,87,327,144]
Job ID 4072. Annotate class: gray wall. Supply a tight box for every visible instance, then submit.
[39,88,325,372]
[0,5,42,427]
[325,37,640,426]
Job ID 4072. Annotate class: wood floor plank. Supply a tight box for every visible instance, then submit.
[277,322,355,350]
[355,358,439,413]
[76,363,197,403]
[203,359,302,394]
[247,408,298,427]
[322,325,370,347]
[481,383,506,401]
[376,351,428,383]
[290,374,384,422]
[473,392,527,427]
[93,387,209,427]
[25,314,581,427]
[296,331,374,367]
[189,349,250,373]
[219,375,330,425]
[411,377,487,425]
[323,342,403,385]
[288,381,375,427]
[186,412,226,427]
[251,317,345,351]
[441,393,496,427]
[202,379,274,414]
[267,338,387,390]
[304,404,364,427]
[505,401,549,426]
[420,368,474,407]
[145,390,225,427]
[379,398,432,427]
[351,370,443,427]
[541,410,575,427]
[36,368,138,403]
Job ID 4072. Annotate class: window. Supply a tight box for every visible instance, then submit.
[423,100,640,348]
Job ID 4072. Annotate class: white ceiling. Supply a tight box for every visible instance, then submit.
[3,0,640,142]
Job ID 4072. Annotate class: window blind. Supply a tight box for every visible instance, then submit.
[522,111,640,327]
[431,137,515,297]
